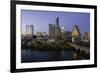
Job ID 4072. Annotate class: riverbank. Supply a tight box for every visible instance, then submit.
[22,41,75,51]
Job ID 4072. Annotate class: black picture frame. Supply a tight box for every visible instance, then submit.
[10,0,97,73]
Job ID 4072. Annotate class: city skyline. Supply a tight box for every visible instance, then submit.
[21,10,90,35]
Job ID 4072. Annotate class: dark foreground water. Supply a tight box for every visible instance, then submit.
[21,49,83,63]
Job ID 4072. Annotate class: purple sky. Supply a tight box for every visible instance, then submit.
[21,10,90,35]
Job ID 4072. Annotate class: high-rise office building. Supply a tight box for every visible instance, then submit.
[72,25,81,38]
[72,25,81,43]
[55,16,61,40]
[49,24,55,39]
[56,16,59,26]
[49,16,61,40]
[26,25,34,37]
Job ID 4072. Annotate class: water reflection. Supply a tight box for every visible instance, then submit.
[21,49,86,63]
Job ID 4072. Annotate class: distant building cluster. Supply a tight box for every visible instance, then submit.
[81,32,90,42]
[23,16,90,43]
[71,25,90,43]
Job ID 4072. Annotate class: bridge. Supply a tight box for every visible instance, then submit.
[69,42,90,54]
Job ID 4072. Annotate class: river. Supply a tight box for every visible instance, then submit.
[21,49,84,63]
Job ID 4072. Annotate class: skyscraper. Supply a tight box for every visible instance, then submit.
[49,24,55,39]
[55,16,61,40]
[72,25,81,43]
[49,16,61,40]
[56,16,59,26]
[26,25,34,37]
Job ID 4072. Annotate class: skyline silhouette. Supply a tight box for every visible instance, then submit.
[21,10,90,35]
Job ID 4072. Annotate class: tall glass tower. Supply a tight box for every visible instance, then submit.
[26,25,34,37]
[56,16,59,26]
[55,16,61,40]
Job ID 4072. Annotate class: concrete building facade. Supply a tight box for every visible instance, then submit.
[72,25,81,43]
[49,16,61,40]
[26,25,34,37]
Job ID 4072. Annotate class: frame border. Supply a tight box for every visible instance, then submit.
[10,0,97,72]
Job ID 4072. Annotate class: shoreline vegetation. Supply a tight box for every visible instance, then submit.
[22,40,89,52]
[22,40,75,51]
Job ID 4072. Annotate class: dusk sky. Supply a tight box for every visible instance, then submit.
[21,10,90,35]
